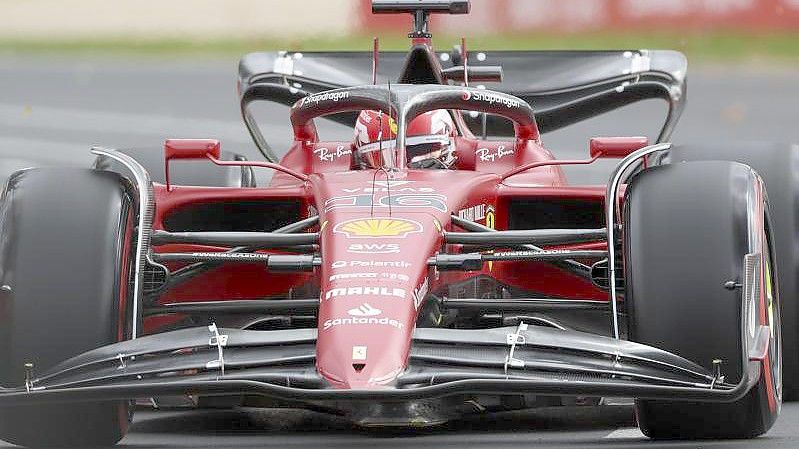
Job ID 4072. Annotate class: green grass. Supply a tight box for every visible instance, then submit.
[2,30,798,63]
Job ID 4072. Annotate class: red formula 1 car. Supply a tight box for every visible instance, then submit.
[0,1,795,446]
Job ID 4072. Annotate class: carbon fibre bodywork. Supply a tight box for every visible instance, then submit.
[238,48,686,160]
[0,1,780,439]
[0,323,762,408]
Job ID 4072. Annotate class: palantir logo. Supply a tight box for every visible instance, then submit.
[347,303,381,317]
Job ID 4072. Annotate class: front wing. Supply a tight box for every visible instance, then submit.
[0,323,764,407]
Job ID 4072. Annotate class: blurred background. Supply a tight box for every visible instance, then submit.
[0,0,797,184]
[2,0,798,56]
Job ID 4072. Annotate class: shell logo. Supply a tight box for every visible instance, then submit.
[334,218,422,238]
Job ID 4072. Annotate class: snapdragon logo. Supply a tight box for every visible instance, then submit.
[300,91,350,107]
[462,90,520,108]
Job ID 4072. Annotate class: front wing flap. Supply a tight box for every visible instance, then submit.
[0,324,758,406]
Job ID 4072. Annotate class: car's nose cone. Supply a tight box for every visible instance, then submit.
[315,214,440,389]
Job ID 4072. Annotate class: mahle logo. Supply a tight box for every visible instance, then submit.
[324,286,406,300]
[334,218,422,238]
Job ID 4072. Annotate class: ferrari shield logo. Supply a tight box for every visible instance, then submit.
[352,346,368,361]
[334,218,422,238]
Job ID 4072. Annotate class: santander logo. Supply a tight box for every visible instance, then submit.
[347,303,381,317]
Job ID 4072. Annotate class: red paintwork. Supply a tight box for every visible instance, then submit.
[589,136,649,159]
[208,155,309,182]
[411,37,433,47]
[116,189,136,432]
[502,153,601,180]
[144,37,622,390]
[118,208,134,341]
[751,179,778,412]
[164,139,221,161]
[147,132,610,387]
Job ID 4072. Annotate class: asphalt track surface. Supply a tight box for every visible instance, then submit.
[1,56,798,447]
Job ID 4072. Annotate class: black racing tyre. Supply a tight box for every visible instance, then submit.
[94,146,256,187]
[664,142,799,400]
[625,161,782,439]
[0,168,136,447]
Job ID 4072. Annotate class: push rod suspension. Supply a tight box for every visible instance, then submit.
[151,230,318,248]
[448,214,596,280]
[444,229,606,246]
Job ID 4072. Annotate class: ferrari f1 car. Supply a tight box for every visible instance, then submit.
[0,1,795,445]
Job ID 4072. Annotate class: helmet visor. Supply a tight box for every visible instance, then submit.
[357,135,451,168]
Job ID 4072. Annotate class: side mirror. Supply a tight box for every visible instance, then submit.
[164,139,221,161]
[590,136,649,159]
[163,139,221,190]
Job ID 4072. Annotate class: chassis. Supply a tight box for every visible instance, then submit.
[0,0,786,445]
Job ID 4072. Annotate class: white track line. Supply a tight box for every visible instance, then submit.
[604,427,645,439]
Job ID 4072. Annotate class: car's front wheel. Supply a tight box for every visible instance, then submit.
[624,160,781,439]
[0,168,136,447]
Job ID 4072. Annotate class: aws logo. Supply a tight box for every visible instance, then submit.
[334,218,422,239]
[347,243,400,254]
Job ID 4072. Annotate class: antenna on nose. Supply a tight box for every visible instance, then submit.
[371,0,471,38]
[461,36,469,87]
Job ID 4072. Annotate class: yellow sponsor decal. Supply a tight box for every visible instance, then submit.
[334,218,422,238]
[766,256,775,338]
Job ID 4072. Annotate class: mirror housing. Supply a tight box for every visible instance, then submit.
[164,139,221,161]
[590,136,649,158]
[163,139,221,190]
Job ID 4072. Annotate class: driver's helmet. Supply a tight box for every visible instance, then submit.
[354,109,456,169]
